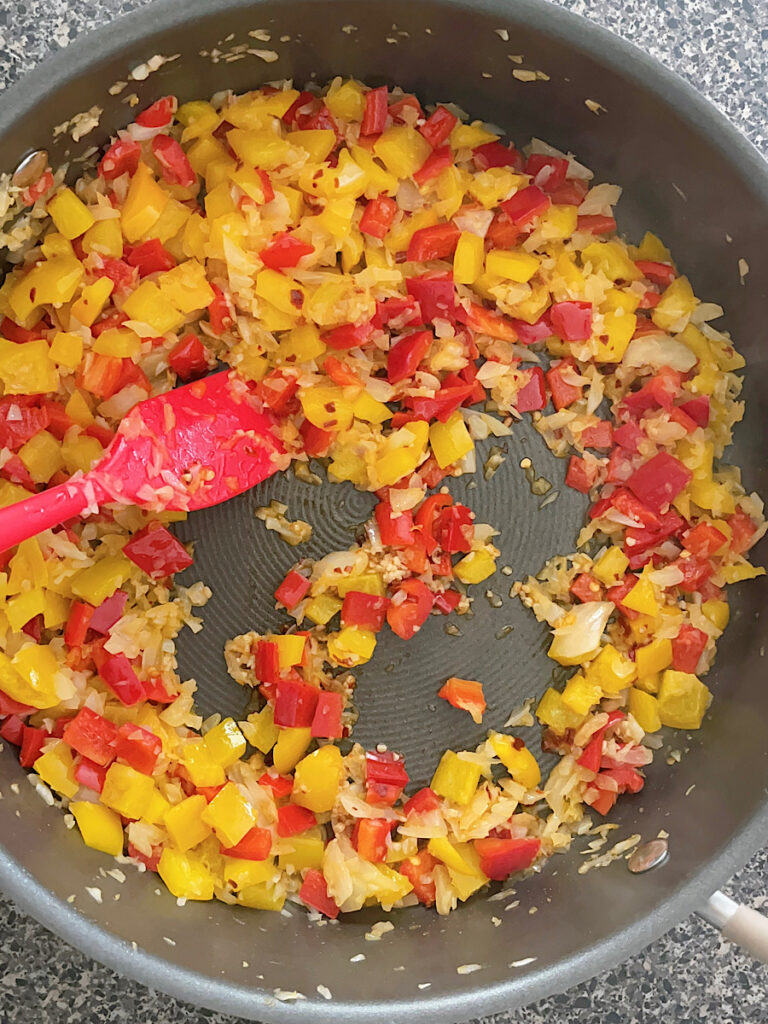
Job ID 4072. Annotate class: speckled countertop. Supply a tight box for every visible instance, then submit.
[0,0,766,1021]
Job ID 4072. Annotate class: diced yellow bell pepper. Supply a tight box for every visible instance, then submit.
[40,233,75,259]
[242,705,279,754]
[64,389,94,426]
[142,788,172,826]
[101,763,155,819]
[454,549,496,584]
[701,599,729,631]
[272,634,306,671]
[592,546,630,586]
[429,410,474,469]
[225,128,291,169]
[325,79,366,121]
[203,718,247,767]
[326,626,377,666]
[186,136,229,177]
[279,832,325,872]
[7,537,47,592]
[70,555,132,606]
[335,573,385,598]
[536,687,584,732]
[34,743,79,798]
[223,857,276,890]
[182,739,226,788]
[204,180,237,219]
[489,733,541,788]
[634,670,661,695]
[453,231,485,284]
[0,650,49,709]
[652,276,697,332]
[431,750,482,806]
[147,196,192,245]
[237,882,285,911]
[50,331,84,369]
[293,745,345,813]
[540,204,579,241]
[582,241,641,282]
[635,638,673,678]
[181,212,210,261]
[177,99,221,134]
[42,590,69,629]
[434,166,471,219]
[561,672,603,714]
[594,311,637,363]
[121,163,169,243]
[82,218,124,258]
[158,848,214,900]
[485,249,541,283]
[278,324,326,364]
[0,481,32,510]
[352,390,391,424]
[8,256,83,321]
[326,447,367,486]
[350,145,399,197]
[634,231,672,262]
[621,567,659,617]
[300,149,369,200]
[450,121,499,149]
[585,643,638,695]
[47,188,95,239]
[12,643,61,705]
[656,669,711,730]
[272,726,312,775]
[601,287,640,315]
[254,268,305,317]
[158,260,215,314]
[303,593,343,626]
[428,837,487,879]
[71,801,124,856]
[375,420,430,486]
[201,782,256,847]
[385,208,439,254]
[288,129,338,163]
[61,433,103,475]
[374,125,432,179]
[448,866,488,901]
[93,327,141,359]
[18,430,64,484]
[314,196,357,240]
[719,562,766,583]
[466,168,523,209]
[122,280,185,334]
[164,794,213,852]
[6,589,46,633]
[0,338,59,394]
[554,251,587,296]
[71,277,114,327]
[628,689,662,733]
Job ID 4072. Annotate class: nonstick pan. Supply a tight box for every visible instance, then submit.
[1,0,767,1020]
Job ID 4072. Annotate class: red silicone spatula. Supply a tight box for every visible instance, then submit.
[0,370,286,551]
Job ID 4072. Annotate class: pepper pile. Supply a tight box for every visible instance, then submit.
[0,79,763,917]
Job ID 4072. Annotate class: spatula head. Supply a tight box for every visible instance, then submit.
[91,371,286,511]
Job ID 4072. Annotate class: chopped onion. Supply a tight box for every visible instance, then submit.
[452,208,494,238]
[549,602,613,665]
[578,183,622,216]
[623,335,697,372]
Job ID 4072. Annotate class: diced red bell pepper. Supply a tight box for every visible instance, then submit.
[438,677,486,724]
[638,291,661,310]
[407,222,460,262]
[260,233,314,270]
[565,455,598,494]
[413,145,454,186]
[124,522,193,578]
[570,572,603,603]
[473,837,541,880]
[142,674,177,704]
[323,320,374,351]
[126,238,176,277]
[400,539,429,575]
[88,590,128,635]
[207,283,234,335]
[387,329,433,384]
[91,311,128,338]
[626,452,692,513]
[300,419,335,459]
[577,732,604,772]
[115,722,162,775]
[398,850,438,907]
[94,257,137,294]
[20,169,55,207]
[501,185,551,227]
[635,260,676,287]
[258,772,294,798]
[62,706,118,766]
[515,366,547,412]
[622,368,682,414]
[151,134,196,187]
[486,211,521,250]
[277,803,317,837]
[671,624,709,673]
[77,353,124,400]
[669,403,699,435]
[546,358,583,410]
[585,788,618,815]
[403,383,475,423]
[580,420,613,449]
[297,103,339,136]
[373,295,422,331]
[221,826,273,861]
[135,96,177,128]
[0,396,49,451]
[365,750,409,806]
[361,85,389,135]
[669,554,714,593]
[419,106,457,148]
[254,641,280,687]
[168,334,210,382]
[461,301,519,343]
[0,453,36,491]
[299,869,340,919]
[0,714,26,745]
[281,90,315,126]
[387,95,424,123]
[472,141,522,170]
[678,395,710,427]
[597,487,663,531]
[684,522,727,559]
[21,614,43,641]
[310,691,344,740]
[19,726,47,768]
[341,591,390,631]
[99,139,142,180]
[273,678,319,728]
[0,691,33,718]
[352,817,394,862]
[433,589,461,614]
[92,647,145,706]
[601,765,645,794]
[375,501,416,548]
[415,493,453,555]
[74,756,109,794]
[577,214,617,235]
[547,178,589,205]
[386,578,434,640]
[256,370,298,415]
[404,787,442,816]
[549,300,593,341]
[434,503,473,554]
[360,195,398,239]
[1,318,44,343]
[525,154,569,192]
[64,601,95,647]
[38,400,72,442]
[613,422,645,453]
[406,271,456,323]
[728,508,758,555]
[275,570,311,610]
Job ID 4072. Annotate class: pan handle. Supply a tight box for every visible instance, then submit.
[699,890,768,965]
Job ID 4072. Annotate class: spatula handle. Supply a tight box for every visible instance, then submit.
[0,476,102,552]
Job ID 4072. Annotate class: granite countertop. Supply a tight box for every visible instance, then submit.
[0,0,766,1021]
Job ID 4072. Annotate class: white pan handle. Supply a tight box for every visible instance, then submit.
[698,890,768,965]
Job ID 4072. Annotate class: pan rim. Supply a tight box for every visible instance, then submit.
[1,0,767,1019]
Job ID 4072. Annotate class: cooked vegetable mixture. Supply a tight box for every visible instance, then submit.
[0,80,763,918]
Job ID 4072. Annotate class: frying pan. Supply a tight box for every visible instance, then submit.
[1,0,767,1019]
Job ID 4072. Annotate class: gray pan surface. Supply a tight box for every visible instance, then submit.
[0,1,766,1020]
